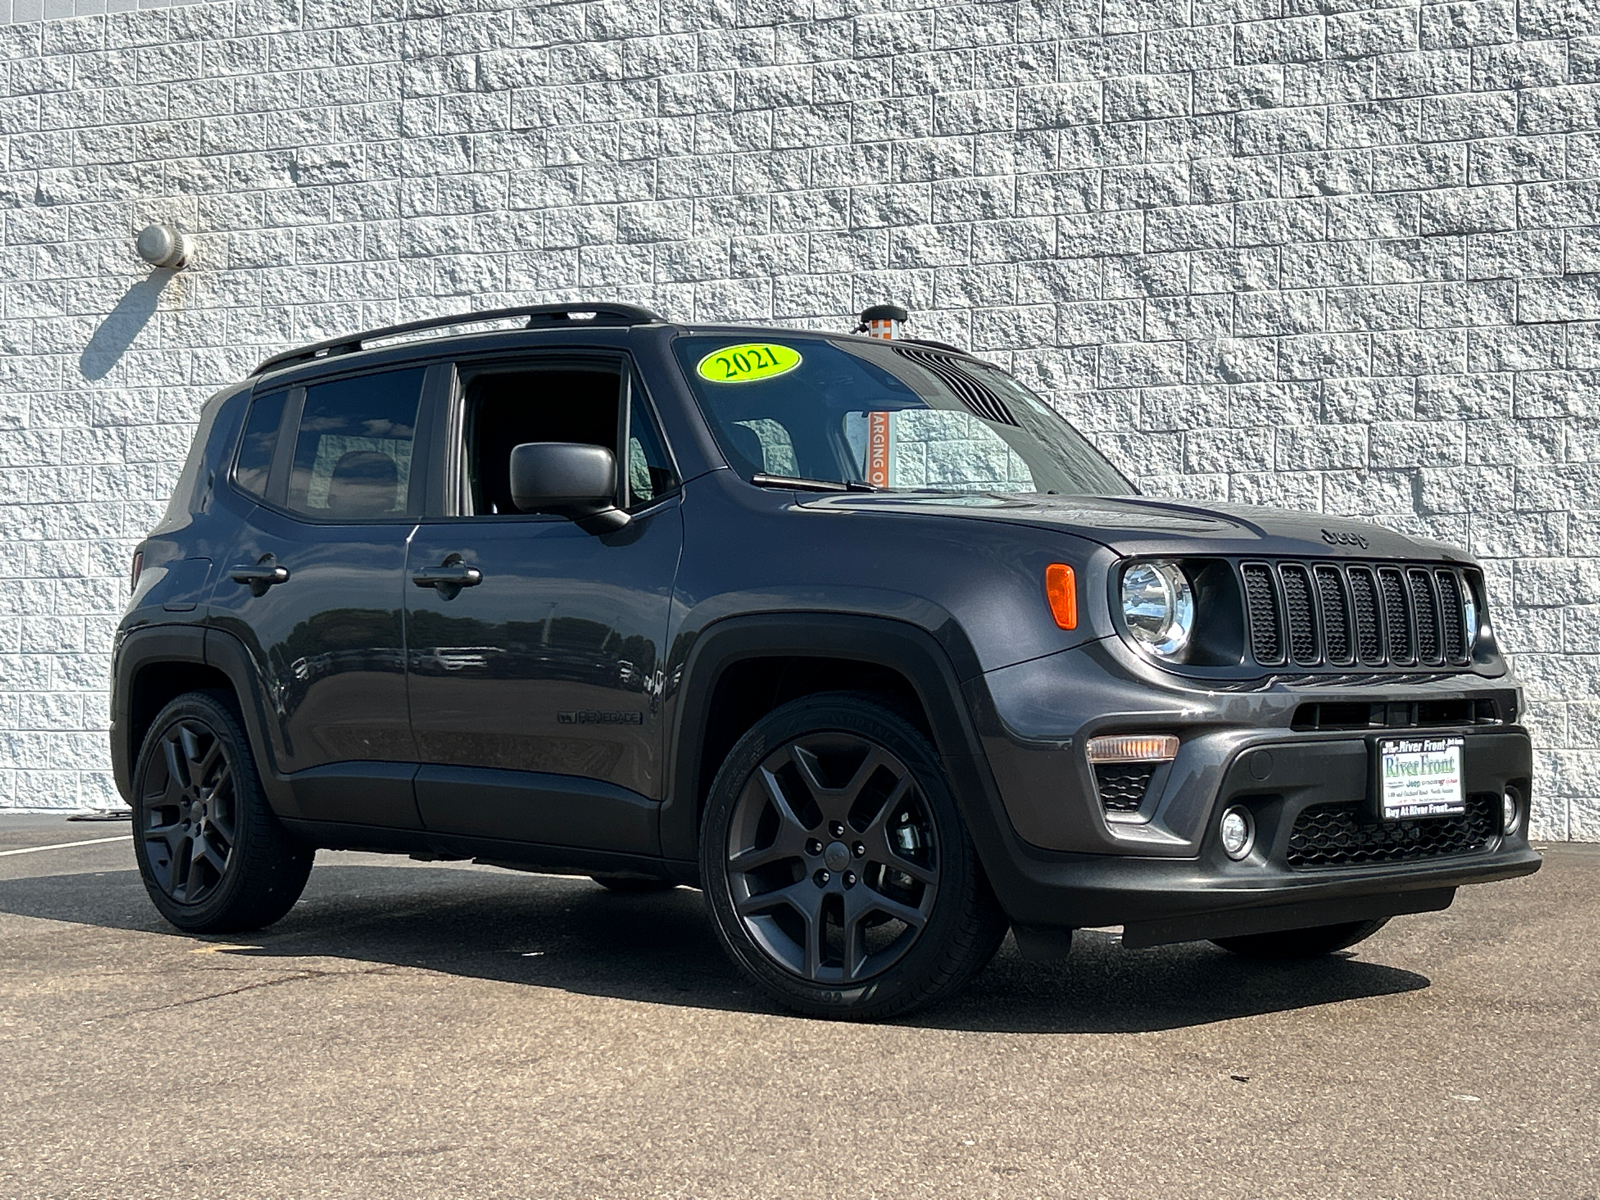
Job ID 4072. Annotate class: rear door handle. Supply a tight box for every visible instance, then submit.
[229,558,290,597]
[412,560,482,597]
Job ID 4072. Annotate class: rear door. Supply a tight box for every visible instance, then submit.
[208,364,434,828]
[404,351,683,853]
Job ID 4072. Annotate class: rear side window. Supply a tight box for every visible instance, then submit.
[234,389,287,499]
[287,368,424,519]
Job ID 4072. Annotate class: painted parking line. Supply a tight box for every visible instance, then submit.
[0,835,133,857]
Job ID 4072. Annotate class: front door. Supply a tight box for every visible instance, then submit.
[404,354,683,854]
[208,365,430,828]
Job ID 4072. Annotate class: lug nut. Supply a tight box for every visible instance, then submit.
[852,842,865,858]
[806,839,823,856]
[814,870,830,886]
[829,821,845,838]
[843,871,856,887]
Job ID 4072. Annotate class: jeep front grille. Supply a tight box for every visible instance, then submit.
[1286,793,1498,868]
[1240,560,1475,670]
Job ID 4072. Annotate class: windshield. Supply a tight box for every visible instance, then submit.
[673,334,1133,496]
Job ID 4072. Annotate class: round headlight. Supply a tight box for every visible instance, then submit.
[1121,561,1195,658]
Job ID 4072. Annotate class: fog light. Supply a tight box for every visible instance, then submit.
[1502,790,1520,836]
[1220,806,1254,860]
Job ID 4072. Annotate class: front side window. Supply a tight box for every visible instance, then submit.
[672,335,1132,497]
[458,360,622,516]
[286,368,424,519]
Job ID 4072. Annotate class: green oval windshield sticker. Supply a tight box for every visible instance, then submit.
[696,343,803,384]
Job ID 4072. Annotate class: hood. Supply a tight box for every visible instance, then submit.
[795,492,1469,563]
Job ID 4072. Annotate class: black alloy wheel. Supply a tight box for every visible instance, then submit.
[725,732,938,983]
[132,692,314,934]
[141,718,238,905]
[701,693,1007,1020]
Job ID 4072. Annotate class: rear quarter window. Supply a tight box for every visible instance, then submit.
[234,389,287,498]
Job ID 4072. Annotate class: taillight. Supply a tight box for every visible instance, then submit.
[130,550,144,594]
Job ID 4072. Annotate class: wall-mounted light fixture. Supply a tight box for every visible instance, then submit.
[136,224,192,270]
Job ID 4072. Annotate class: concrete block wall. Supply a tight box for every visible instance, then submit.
[0,0,1595,837]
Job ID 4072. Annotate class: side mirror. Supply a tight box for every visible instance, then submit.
[508,442,630,533]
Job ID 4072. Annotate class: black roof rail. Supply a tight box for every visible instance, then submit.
[251,302,665,376]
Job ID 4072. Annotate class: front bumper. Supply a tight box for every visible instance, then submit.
[967,640,1541,944]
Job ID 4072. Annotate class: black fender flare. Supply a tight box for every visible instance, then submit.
[111,625,206,803]
[658,612,1026,896]
[111,623,300,819]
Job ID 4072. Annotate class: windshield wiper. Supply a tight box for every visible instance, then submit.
[749,473,883,493]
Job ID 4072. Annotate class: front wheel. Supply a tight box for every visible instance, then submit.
[1211,918,1390,959]
[131,692,314,934]
[700,693,1007,1020]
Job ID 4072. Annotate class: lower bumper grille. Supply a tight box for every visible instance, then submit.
[1287,793,1498,868]
[1094,763,1154,813]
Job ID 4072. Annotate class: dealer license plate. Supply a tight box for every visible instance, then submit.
[1376,736,1465,820]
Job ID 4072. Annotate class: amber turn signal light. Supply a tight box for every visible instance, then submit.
[1044,563,1077,630]
[1085,734,1180,763]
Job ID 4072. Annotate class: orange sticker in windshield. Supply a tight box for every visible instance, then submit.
[867,412,890,487]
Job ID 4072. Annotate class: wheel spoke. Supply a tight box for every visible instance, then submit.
[757,766,816,836]
[183,837,214,902]
[177,725,207,781]
[144,817,185,854]
[841,899,868,980]
[787,744,832,806]
[859,774,912,838]
[859,776,937,884]
[162,733,190,794]
[839,747,895,809]
[854,885,929,932]
[192,739,226,788]
[207,789,236,845]
[728,836,801,874]
[874,838,938,886]
[197,834,229,878]
[735,879,817,922]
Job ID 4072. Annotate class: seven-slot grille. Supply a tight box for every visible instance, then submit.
[1240,561,1475,670]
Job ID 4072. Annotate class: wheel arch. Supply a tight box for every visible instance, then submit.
[112,624,299,818]
[659,613,1012,874]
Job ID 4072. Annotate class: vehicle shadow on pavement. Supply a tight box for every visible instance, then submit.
[0,861,1430,1034]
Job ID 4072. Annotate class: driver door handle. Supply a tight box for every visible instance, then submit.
[412,563,483,589]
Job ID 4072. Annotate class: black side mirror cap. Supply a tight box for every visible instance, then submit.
[508,442,630,533]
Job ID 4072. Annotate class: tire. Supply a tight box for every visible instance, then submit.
[699,692,1008,1021]
[131,691,314,934]
[1211,918,1390,959]
[590,874,678,894]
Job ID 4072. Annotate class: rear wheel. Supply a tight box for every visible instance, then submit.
[131,692,314,934]
[700,693,1007,1020]
[1211,918,1389,959]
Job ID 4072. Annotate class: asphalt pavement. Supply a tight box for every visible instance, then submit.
[1,814,1595,1199]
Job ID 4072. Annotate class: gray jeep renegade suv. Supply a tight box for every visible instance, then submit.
[112,303,1541,1019]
